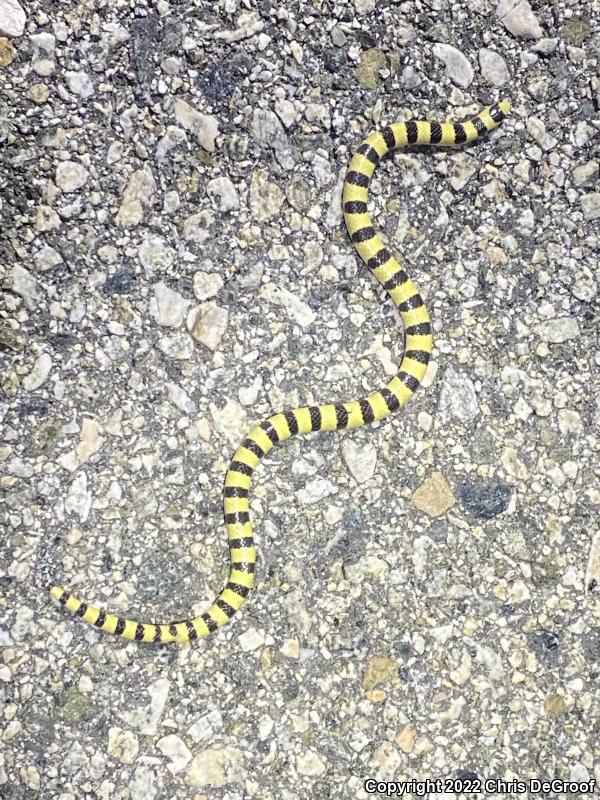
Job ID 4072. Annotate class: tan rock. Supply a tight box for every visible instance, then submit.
[363,656,398,692]
[0,36,15,67]
[412,471,455,517]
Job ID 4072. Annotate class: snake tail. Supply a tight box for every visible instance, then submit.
[49,100,511,643]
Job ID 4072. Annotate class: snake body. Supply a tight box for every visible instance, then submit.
[49,100,511,643]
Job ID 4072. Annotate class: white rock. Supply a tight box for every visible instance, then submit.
[187,710,223,743]
[296,749,327,777]
[193,272,224,301]
[30,32,54,52]
[249,168,285,221]
[572,266,597,302]
[496,0,543,39]
[298,478,337,505]
[137,234,174,275]
[526,117,558,151]
[439,366,480,424]
[157,332,194,360]
[274,98,298,129]
[107,727,139,765]
[157,734,192,773]
[187,302,229,351]
[187,747,241,787]
[558,409,583,435]
[449,152,478,191]
[119,678,170,736]
[341,440,377,483]
[23,353,52,391]
[129,765,157,800]
[56,160,88,192]
[573,161,598,186]
[64,70,95,99]
[259,283,315,329]
[151,281,190,328]
[167,383,197,414]
[536,316,580,343]
[155,125,186,162]
[34,245,62,271]
[65,472,92,522]
[478,47,510,86]
[0,0,26,37]
[581,193,600,221]
[5,265,40,309]
[206,176,239,211]
[432,43,474,88]
[174,98,218,152]
[238,627,265,651]
[215,10,263,42]
[115,165,156,227]
[182,210,214,243]
[209,399,248,446]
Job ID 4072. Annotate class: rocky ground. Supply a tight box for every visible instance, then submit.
[1,0,599,797]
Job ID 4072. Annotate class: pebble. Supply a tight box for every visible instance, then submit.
[478,47,510,86]
[581,193,600,221]
[238,627,265,651]
[412,472,455,518]
[260,283,315,329]
[22,353,52,391]
[536,316,580,343]
[296,750,327,777]
[206,176,239,211]
[187,302,229,351]
[215,10,263,43]
[182,210,214,243]
[449,152,478,191]
[115,165,156,227]
[150,281,190,328]
[55,160,88,192]
[573,161,598,186]
[433,43,474,88]
[138,234,174,275]
[174,98,219,152]
[187,747,240,787]
[64,70,95,98]
[526,117,558,151]
[0,0,25,37]
[341,440,377,483]
[157,332,194,360]
[500,446,529,480]
[34,244,62,271]
[193,272,224,301]
[298,478,337,505]
[167,383,197,414]
[64,472,92,522]
[0,36,15,65]
[458,479,512,519]
[496,0,543,39]
[157,734,192,773]
[5,265,40,309]
[558,408,583,435]
[209,399,248,446]
[107,727,139,765]
[250,108,294,170]
[354,48,387,90]
[439,366,480,424]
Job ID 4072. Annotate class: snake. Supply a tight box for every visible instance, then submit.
[49,100,511,643]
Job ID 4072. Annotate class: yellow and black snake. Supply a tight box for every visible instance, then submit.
[49,100,511,643]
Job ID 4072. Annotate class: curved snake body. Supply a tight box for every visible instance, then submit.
[49,100,511,643]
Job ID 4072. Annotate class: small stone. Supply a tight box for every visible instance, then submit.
[433,43,474,88]
[5,265,40,309]
[65,472,92,522]
[187,302,229,351]
[500,446,529,480]
[296,750,327,777]
[298,478,337,505]
[526,117,558,151]
[115,165,156,227]
[206,176,239,211]
[174,98,218,152]
[155,126,186,162]
[439,366,480,423]
[573,161,598,186]
[0,36,15,66]
[496,0,543,39]
[557,409,583,435]
[458,479,512,520]
[544,693,566,717]
[395,725,416,753]
[581,193,600,221]
[401,65,422,88]
[182,210,214,243]
[34,244,62,271]
[22,353,52,391]
[167,383,197,414]
[536,316,580,343]
[563,18,592,46]
[28,83,49,103]
[36,205,60,231]
[363,656,398,691]
[138,234,174,275]
[193,272,223,301]
[214,10,263,43]
[250,108,293,170]
[187,747,240,787]
[412,471,455,518]
[354,48,387,90]
[572,266,597,302]
[157,332,194,360]
[249,168,285,221]
[108,727,139,764]
[64,70,95,98]
[151,282,190,328]
[76,418,102,463]
[274,98,297,129]
[449,152,478,191]
[238,627,265,651]
[0,0,26,37]
[341,440,377,483]
[259,283,315,329]
[56,160,88,192]
[157,734,192,773]
[478,47,509,86]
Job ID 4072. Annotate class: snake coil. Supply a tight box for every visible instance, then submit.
[50,100,511,643]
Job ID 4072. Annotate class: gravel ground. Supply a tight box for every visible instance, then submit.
[1,0,599,798]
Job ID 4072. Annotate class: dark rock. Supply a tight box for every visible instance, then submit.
[198,60,238,106]
[457,479,512,520]
[103,267,136,295]
[130,15,160,104]
[582,628,600,664]
[161,18,184,54]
